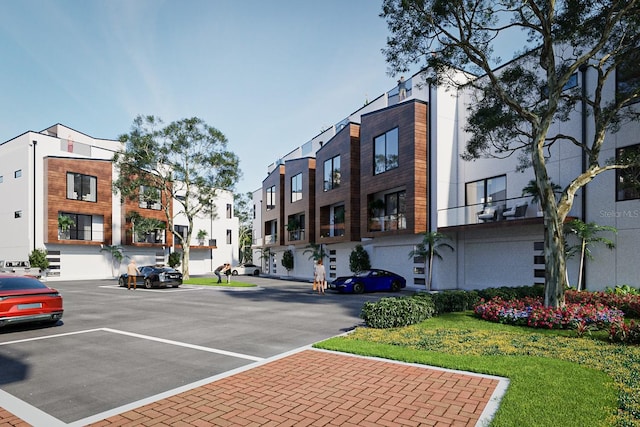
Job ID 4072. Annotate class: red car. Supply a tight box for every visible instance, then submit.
[0,275,64,328]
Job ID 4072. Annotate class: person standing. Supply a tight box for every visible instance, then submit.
[127,259,140,290]
[314,258,326,295]
[224,263,232,283]
[398,76,407,101]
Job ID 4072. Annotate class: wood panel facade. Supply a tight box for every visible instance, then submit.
[315,123,361,243]
[44,157,113,245]
[359,100,429,237]
[283,157,316,246]
[121,179,174,247]
[262,165,285,247]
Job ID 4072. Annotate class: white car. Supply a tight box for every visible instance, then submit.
[231,263,261,276]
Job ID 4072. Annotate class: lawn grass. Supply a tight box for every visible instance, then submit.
[182,277,256,287]
[315,312,639,426]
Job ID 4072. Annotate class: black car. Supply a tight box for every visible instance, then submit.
[118,265,183,289]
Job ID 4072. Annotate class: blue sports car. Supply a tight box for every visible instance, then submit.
[329,269,406,294]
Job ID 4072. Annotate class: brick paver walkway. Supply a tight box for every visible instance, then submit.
[1,349,504,426]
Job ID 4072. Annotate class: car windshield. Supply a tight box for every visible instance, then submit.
[0,277,47,290]
[354,270,374,277]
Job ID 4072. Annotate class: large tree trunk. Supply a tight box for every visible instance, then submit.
[543,211,567,308]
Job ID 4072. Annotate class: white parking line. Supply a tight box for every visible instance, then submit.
[0,327,264,426]
[99,284,199,292]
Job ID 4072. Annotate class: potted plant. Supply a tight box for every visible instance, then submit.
[368,199,385,231]
[197,229,208,245]
[58,215,75,240]
[522,179,562,217]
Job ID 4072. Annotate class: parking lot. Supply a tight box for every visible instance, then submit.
[0,276,394,425]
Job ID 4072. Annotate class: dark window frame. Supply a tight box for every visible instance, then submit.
[616,143,640,201]
[291,173,303,203]
[66,172,97,202]
[323,155,341,191]
[373,127,399,175]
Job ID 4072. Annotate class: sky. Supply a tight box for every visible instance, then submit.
[0,1,401,195]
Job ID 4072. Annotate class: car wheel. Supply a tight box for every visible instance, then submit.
[144,279,153,289]
[118,277,126,287]
[172,284,180,288]
[232,270,239,276]
[252,270,259,276]
[353,282,365,294]
[391,280,401,292]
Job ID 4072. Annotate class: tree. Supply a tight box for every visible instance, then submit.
[113,116,241,279]
[235,192,254,263]
[408,232,454,291]
[168,251,182,269]
[564,219,616,291]
[303,242,327,262]
[100,245,124,277]
[382,0,640,307]
[349,244,371,274]
[281,249,294,274]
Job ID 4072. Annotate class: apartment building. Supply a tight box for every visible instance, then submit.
[253,63,640,291]
[0,123,238,280]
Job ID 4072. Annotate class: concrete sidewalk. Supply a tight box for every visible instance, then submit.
[0,347,507,426]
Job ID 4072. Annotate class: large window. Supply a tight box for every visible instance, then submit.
[465,175,507,207]
[139,185,161,210]
[266,185,276,210]
[67,172,97,202]
[385,190,407,230]
[617,144,640,201]
[374,128,399,175]
[291,173,302,203]
[617,48,640,105]
[323,155,341,191]
[59,212,98,241]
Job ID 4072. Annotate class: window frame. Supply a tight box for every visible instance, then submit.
[465,175,507,207]
[616,144,640,201]
[373,127,399,175]
[67,172,97,202]
[291,173,303,203]
[266,185,276,210]
[323,155,341,191]
[138,185,162,210]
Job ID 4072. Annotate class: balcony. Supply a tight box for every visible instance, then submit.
[264,234,278,245]
[320,223,345,238]
[288,229,306,241]
[437,196,540,228]
[368,214,407,232]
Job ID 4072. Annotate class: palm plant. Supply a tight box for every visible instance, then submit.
[303,242,327,262]
[100,245,124,277]
[564,219,616,291]
[408,231,454,291]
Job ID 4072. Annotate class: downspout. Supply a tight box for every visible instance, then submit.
[579,64,588,287]
[428,82,434,232]
[33,140,37,251]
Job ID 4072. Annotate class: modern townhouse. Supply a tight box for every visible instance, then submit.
[253,61,639,291]
[0,123,239,281]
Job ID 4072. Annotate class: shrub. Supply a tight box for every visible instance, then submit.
[476,284,544,301]
[281,249,294,273]
[609,320,640,344]
[349,244,371,274]
[168,252,182,268]
[361,295,435,328]
[29,248,49,271]
[429,290,480,314]
[605,284,640,296]
[474,297,624,329]
[566,290,640,318]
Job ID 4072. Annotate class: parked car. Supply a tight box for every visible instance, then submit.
[0,260,41,278]
[329,269,406,294]
[118,265,183,289]
[231,263,261,276]
[0,275,63,327]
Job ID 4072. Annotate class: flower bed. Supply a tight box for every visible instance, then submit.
[566,290,640,318]
[474,297,624,329]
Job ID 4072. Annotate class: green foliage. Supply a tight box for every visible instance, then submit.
[361,295,435,328]
[28,248,49,270]
[521,179,562,204]
[349,244,371,274]
[281,249,294,273]
[477,284,545,301]
[57,214,75,231]
[168,251,182,269]
[303,242,326,261]
[428,290,480,315]
[196,229,208,240]
[408,231,454,291]
[606,285,640,296]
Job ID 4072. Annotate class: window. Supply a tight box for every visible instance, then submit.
[385,190,407,230]
[14,211,22,218]
[374,128,399,174]
[0,176,3,183]
[14,169,22,178]
[323,155,341,191]
[60,212,93,241]
[174,225,188,240]
[465,175,507,206]
[226,229,232,245]
[616,144,640,201]
[253,204,256,219]
[266,186,276,210]
[287,213,305,241]
[139,185,161,210]
[67,172,97,202]
[617,48,640,105]
[226,203,232,219]
[291,173,302,203]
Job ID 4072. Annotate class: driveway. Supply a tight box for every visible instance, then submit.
[0,276,399,424]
